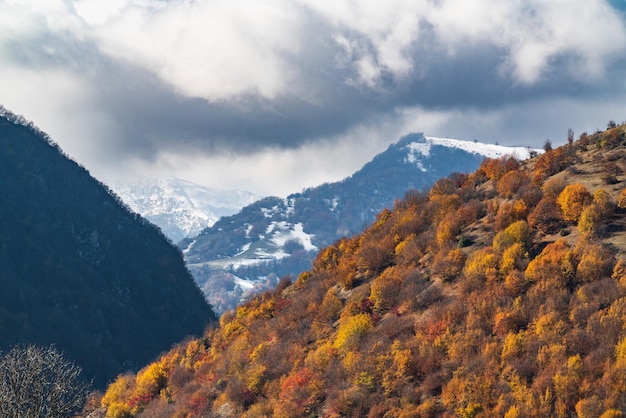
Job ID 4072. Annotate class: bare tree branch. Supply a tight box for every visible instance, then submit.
[0,345,91,417]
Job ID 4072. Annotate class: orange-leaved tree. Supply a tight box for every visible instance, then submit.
[525,239,577,286]
[528,197,564,234]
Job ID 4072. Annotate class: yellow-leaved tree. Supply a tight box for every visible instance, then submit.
[333,314,373,352]
[100,374,134,417]
[493,220,531,252]
[578,204,602,239]
[557,183,592,222]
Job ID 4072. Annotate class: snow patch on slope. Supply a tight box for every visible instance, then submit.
[271,222,317,251]
[233,275,256,290]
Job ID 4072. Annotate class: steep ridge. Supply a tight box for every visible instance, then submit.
[183,133,538,313]
[96,124,626,416]
[0,107,216,388]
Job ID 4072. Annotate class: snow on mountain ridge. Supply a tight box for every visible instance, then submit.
[422,136,538,159]
[403,134,540,173]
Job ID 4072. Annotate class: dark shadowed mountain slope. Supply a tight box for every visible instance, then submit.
[0,108,216,388]
[182,134,537,313]
[99,122,626,417]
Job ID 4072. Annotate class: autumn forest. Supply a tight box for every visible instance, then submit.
[93,124,626,417]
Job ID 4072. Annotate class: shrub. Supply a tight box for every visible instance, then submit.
[480,158,507,181]
[370,266,403,313]
[318,289,343,323]
[600,126,625,148]
[334,314,374,352]
[528,197,564,234]
[533,148,577,183]
[578,204,602,239]
[602,161,621,184]
[576,243,614,282]
[500,242,526,274]
[593,189,614,217]
[493,221,531,252]
[518,183,543,208]
[600,410,623,418]
[391,209,427,240]
[504,270,529,296]
[542,176,567,199]
[497,171,528,197]
[480,156,519,181]
[431,248,466,282]
[430,178,456,198]
[430,194,463,224]
[129,362,167,411]
[436,213,462,247]
[557,183,592,222]
[463,248,498,281]
[102,374,134,409]
[525,240,577,285]
[357,235,396,279]
[455,200,483,227]
[106,402,133,418]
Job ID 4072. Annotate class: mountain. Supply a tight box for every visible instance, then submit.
[113,177,258,243]
[182,133,539,313]
[0,107,216,389]
[97,122,626,417]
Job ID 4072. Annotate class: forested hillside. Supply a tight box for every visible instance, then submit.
[184,134,536,314]
[0,108,216,389]
[97,123,626,417]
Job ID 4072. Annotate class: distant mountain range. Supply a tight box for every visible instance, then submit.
[0,107,215,388]
[113,177,258,243]
[180,133,540,313]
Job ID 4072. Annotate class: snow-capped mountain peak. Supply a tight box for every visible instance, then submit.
[112,177,258,242]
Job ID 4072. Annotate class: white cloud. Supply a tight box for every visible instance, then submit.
[302,0,425,85]
[0,0,625,197]
[0,64,97,153]
[72,0,132,26]
[304,0,626,85]
[2,0,624,98]
[427,0,626,83]
[1,0,304,102]
[78,0,303,101]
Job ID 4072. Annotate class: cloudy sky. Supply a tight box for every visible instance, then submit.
[1,0,626,197]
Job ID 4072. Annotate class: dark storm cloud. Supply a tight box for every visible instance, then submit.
[2,0,626,195]
[88,33,626,162]
[79,24,390,158]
